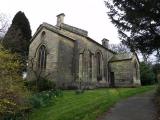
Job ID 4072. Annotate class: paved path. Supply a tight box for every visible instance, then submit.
[98,91,156,120]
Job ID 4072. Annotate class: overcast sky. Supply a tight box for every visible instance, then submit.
[1,0,120,44]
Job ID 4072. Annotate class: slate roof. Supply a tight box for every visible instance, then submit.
[109,53,133,62]
[61,23,88,37]
[30,22,115,53]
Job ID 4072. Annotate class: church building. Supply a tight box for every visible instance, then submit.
[27,13,141,89]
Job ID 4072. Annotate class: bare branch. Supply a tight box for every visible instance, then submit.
[0,13,9,37]
[109,43,130,53]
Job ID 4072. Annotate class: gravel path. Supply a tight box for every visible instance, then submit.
[98,90,156,120]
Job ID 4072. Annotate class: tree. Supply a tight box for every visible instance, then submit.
[105,0,160,60]
[27,57,56,92]
[2,11,32,73]
[0,13,9,37]
[109,43,130,53]
[140,62,156,85]
[0,45,29,119]
[152,63,160,82]
[0,13,9,43]
[2,11,31,57]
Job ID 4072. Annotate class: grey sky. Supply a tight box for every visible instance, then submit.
[1,0,120,44]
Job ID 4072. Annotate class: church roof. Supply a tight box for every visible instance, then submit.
[61,23,88,37]
[31,22,115,54]
[109,53,133,62]
[30,22,76,42]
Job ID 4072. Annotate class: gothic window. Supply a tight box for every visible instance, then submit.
[80,49,93,81]
[38,45,47,70]
[96,52,102,81]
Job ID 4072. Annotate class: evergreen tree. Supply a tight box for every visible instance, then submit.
[105,0,160,59]
[140,62,156,85]
[2,11,31,57]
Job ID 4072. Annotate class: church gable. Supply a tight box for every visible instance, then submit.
[109,53,141,87]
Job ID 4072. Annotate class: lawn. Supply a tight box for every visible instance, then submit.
[29,86,155,120]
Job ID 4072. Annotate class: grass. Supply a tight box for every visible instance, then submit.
[29,86,155,120]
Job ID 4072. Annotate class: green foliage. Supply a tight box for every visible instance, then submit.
[75,89,85,95]
[0,47,30,119]
[30,86,154,120]
[105,0,160,58]
[152,63,160,83]
[156,85,160,96]
[26,77,56,92]
[2,11,32,73]
[3,11,32,57]
[140,62,156,85]
[29,90,63,109]
[12,11,31,40]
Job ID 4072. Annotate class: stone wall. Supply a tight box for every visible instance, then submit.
[131,56,141,85]
[109,60,133,87]
[109,56,141,87]
[57,35,74,88]
[59,28,115,87]
[28,28,58,81]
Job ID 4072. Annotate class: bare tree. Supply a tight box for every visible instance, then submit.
[0,13,9,37]
[109,43,130,53]
[109,43,154,63]
[27,57,55,91]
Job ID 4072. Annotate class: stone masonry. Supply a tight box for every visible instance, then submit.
[27,13,141,89]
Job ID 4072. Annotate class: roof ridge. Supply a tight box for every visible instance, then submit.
[60,23,88,37]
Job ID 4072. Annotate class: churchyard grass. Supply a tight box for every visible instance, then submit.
[30,86,155,120]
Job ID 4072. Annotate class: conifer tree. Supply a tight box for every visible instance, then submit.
[3,11,32,57]
[105,0,160,60]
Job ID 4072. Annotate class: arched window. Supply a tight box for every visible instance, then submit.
[38,45,47,70]
[81,49,92,81]
[96,52,102,81]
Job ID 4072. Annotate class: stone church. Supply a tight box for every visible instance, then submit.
[27,13,141,89]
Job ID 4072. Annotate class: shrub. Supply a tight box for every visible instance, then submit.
[67,85,78,90]
[75,89,84,95]
[26,77,56,92]
[0,48,30,119]
[140,62,156,85]
[29,89,63,109]
[156,84,160,96]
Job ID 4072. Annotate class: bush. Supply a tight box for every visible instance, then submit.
[0,48,30,119]
[26,77,56,92]
[156,84,160,96]
[29,89,63,109]
[140,62,156,85]
[75,89,84,95]
[67,85,78,90]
